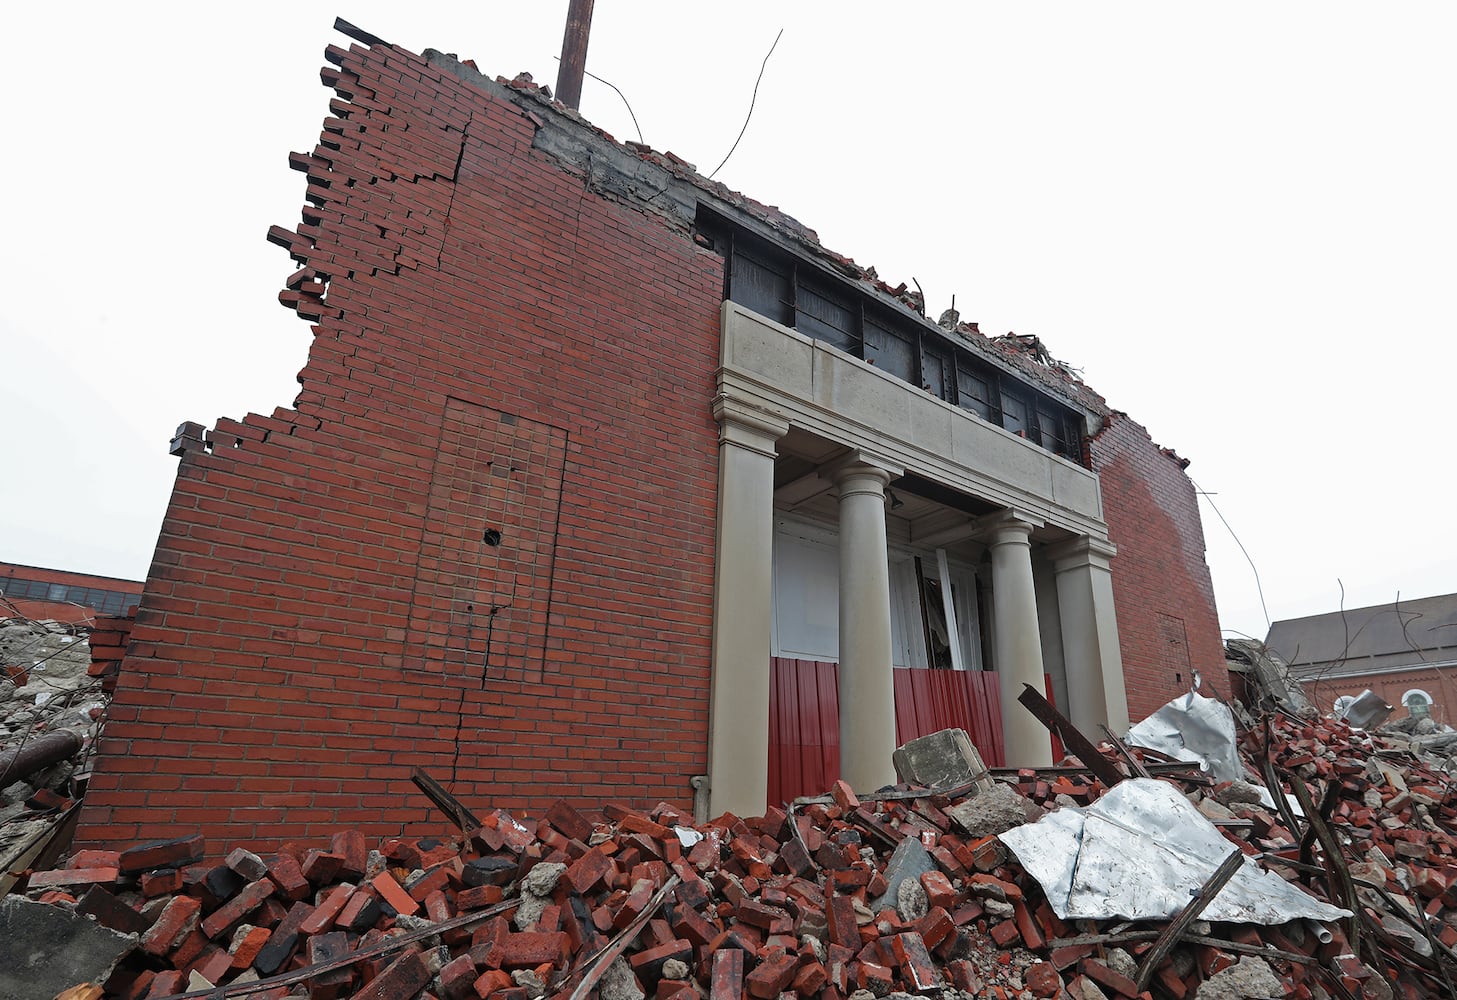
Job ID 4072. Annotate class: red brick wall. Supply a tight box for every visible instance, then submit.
[76,39,724,853]
[1088,413,1228,721]
[1302,668,1457,729]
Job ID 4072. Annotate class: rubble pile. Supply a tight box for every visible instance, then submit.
[0,722,1427,1000]
[2,616,109,885]
[12,692,1457,1000]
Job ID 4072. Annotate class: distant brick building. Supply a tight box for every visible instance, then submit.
[76,23,1225,852]
[1268,593,1457,725]
[0,561,142,624]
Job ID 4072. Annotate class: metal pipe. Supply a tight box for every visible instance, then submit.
[554,0,595,110]
[0,729,83,786]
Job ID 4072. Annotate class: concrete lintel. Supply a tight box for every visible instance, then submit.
[912,519,979,550]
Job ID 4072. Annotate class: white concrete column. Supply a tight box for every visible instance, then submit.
[985,511,1054,766]
[707,394,789,819]
[830,458,899,793]
[1050,536,1130,736]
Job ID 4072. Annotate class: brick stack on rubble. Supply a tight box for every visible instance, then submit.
[11,708,1457,1000]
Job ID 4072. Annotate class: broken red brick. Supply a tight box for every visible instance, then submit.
[200,877,275,939]
[830,779,860,812]
[298,884,354,936]
[496,931,569,970]
[745,950,798,999]
[27,867,119,890]
[119,835,205,874]
[371,871,419,916]
[1081,958,1141,998]
[68,849,122,870]
[301,850,345,885]
[75,884,150,935]
[1025,962,1061,998]
[266,853,311,901]
[439,954,478,1000]
[140,868,184,898]
[141,895,201,957]
[228,925,272,970]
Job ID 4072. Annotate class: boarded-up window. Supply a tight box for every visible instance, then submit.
[956,367,993,420]
[406,398,568,683]
[731,248,792,326]
[796,282,858,353]
[864,316,915,382]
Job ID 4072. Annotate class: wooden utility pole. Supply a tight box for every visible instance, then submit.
[555,0,595,110]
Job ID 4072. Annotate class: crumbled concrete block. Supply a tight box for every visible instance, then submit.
[946,782,1038,838]
[893,728,997,793]
[0,895,137,1000]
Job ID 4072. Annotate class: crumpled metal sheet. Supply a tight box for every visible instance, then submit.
[999,779,1351,924]
[1126,692,1245,783]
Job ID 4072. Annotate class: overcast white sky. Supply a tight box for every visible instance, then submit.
[3,3,1453,643]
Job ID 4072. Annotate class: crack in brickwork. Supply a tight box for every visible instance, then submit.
[405,398,567,685]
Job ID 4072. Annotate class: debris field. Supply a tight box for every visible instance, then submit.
[10,702,1457,1000]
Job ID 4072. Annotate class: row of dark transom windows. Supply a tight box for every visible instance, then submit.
[700,217,1086,465]
[0,576,141,616]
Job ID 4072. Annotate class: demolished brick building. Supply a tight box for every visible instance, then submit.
[75,22,1227,853]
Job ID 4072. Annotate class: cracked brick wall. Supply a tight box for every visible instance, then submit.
[1089,413,1229,720]
[77,37,724,851]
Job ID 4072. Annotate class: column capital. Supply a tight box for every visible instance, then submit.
[1048,535,1118,573]
[822,451,902,488]
[978,509,1044,545]
[712,393,790,457]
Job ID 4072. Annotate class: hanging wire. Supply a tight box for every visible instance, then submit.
[1191,476,1270,632]
[708,28,784,180]
[554,57,644,144]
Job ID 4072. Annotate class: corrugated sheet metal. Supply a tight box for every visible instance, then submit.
[768,659,1007,805]
[768,657,842,808]
[892,667,1005,768]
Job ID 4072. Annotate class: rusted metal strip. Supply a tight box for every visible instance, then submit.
[1100,724,1152,779]
[411,766,483,831]
[332,17,388,48]
[565,875,679,1000]
[1134,848,1246,992]
[153,898,518,1000]
[1017,684,1124,789]
[1282,767,1362,965]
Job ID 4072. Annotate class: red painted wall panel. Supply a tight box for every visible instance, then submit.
[768,658,1004,804]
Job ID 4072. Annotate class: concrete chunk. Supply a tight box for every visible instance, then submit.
[0,896,137,1000]
[892,729,995,792]
[870,836,936,916]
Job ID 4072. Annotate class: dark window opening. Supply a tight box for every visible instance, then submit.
[864,316,915,382]
[796,282,858,354]
[0,575,141,614]
[1001,392,1029,438]
[921,346,951,401]
[956,367,994,421]
[705,214,1087,465]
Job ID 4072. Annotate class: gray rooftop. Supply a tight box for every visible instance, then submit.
[1265,592,1457,679]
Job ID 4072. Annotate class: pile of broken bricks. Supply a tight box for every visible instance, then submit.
[10,711,1457,1000]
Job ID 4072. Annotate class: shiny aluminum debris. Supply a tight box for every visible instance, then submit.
[999,778,1352,924]
[1125,691,1245,783]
